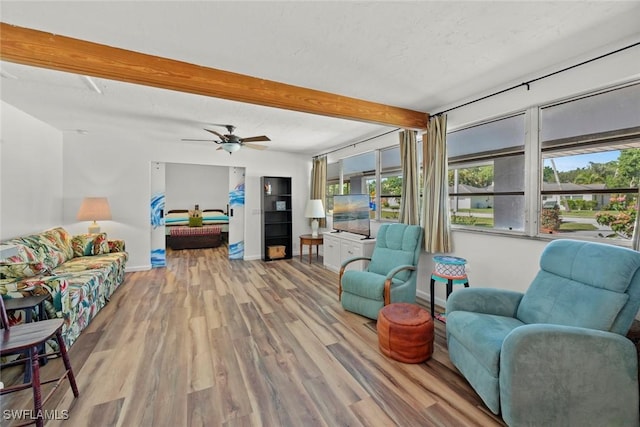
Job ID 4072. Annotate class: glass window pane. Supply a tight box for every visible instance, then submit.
[449,194,525,231]
[541,83,640,142]
[342,152,376,176]
[448,114,525,159]
[449,153,525,231]
[381,146,400,173]
[541,145,640,239]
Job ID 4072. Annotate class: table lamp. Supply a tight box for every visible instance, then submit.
[77,197,112,234]
[304,199,325,237]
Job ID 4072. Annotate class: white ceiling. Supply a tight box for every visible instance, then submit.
[1,1,639,155]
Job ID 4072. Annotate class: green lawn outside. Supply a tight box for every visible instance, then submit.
[455,208,623,219]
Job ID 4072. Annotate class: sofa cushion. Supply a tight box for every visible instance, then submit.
[0,261,49,279]
[72,233,109,257]
[0,243,48,280]
[16,227,74,270]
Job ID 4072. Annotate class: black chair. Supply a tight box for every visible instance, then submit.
[0,296,79,427]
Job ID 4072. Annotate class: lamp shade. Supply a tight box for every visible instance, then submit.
[77,197,112,221]
[304,199,325,219]
[77,197,112,233]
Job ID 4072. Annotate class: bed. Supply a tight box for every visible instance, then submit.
[165,209,229,249]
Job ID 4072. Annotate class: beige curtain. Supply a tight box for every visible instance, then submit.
[311,155,327,228]
[399,130,419,225]
[421,115,452,252]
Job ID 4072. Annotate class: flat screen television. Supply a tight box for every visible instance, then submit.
[332,194,371,238]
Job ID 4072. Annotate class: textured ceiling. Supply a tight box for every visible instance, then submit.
[1,1,639,155]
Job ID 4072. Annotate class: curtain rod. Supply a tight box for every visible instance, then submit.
[314,127,400,159]
[432,40,640,116]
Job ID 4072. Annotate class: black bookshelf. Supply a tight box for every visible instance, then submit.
[261,176,293,261]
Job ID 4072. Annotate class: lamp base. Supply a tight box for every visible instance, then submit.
[311,219,319,238]
[88,222,101,234]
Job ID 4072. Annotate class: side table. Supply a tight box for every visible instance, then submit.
[299,234,323,264]
[430,256,469,322]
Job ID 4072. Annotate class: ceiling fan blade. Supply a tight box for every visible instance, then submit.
[242,142,268,150]
[204,129,228,141]
[181,138,218,142]
[240,135,271,143]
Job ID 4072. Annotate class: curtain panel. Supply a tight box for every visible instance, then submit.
[399,130,419,225]
[421,115,452,253]
[311,156,327,228]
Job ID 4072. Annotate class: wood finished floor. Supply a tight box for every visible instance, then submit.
[1,247,505,427]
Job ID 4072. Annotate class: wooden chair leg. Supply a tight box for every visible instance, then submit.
[30,344,44,427]
[56,330,79,397]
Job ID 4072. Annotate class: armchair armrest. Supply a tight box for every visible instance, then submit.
[500,324,639,426]
[340,256,371,270]
[108,239,126,253]
[446,287,523,318]
[383,265,416,305]
[338,256,371,301]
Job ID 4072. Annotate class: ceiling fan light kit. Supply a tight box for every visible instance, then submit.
[222,142,241,153]
[182,124,270,154]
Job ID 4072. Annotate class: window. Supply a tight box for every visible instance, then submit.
[380,146,402,220]
[539,83,640,240]
[447,114,526,232]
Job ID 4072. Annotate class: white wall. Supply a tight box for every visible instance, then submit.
[165,163,228,212]
[0,101,64,239]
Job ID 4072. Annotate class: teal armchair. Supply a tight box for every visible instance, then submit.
[446,239,640,426]
[339,223,423,320]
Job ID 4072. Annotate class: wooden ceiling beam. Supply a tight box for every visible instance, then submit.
[0,23,429,130]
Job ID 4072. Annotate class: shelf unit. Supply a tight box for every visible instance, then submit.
[261,176,293,261]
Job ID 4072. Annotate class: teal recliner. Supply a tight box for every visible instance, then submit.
[339,223,423,320]
[446,239,640,426]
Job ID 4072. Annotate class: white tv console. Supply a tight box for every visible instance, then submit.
[323,231,376,273]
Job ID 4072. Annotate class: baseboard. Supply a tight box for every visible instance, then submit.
[125,264,151,272]
[416,289,446,313]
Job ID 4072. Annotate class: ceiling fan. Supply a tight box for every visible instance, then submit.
[182,124,270,154]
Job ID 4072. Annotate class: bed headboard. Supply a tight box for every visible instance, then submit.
[204,208,226,214]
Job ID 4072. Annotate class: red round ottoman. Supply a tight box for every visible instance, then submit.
[377,303,434,363]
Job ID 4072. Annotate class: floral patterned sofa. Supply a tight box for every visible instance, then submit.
[0,227,127,348]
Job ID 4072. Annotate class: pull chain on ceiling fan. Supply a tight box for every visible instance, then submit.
[182,124,270,154]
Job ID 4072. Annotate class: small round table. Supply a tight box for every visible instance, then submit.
[299,234,323,264]
[430,256,469,321]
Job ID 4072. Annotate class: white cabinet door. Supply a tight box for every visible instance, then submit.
[323,233,341,272]
[341,240,363,271]
[323,232,376,273]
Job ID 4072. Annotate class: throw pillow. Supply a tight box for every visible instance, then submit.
[188,217,203,227]
[71,233,110,257]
